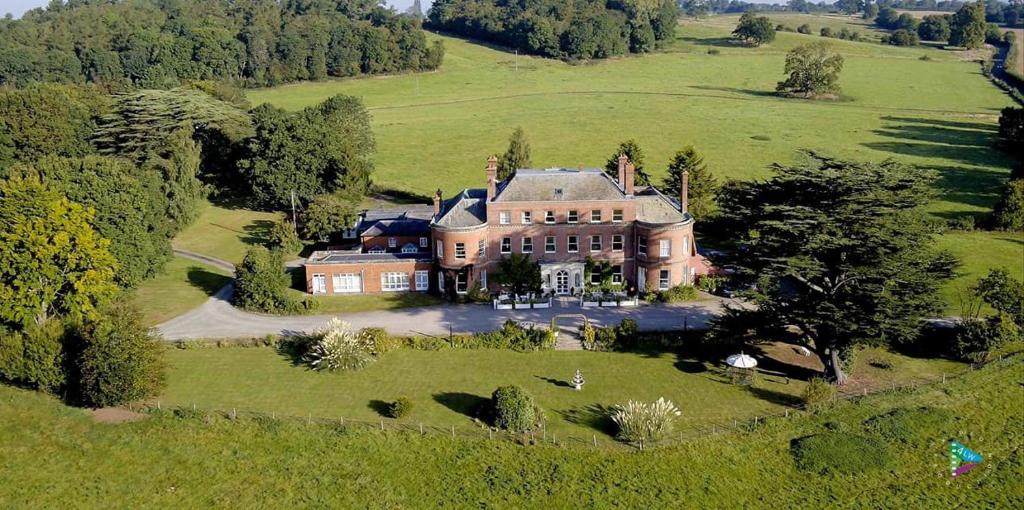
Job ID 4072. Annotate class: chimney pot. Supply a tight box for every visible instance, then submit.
[433,189,443,217]
[680,169,689,215]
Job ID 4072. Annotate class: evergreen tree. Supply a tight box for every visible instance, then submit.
[661,146,718,220]
[950,1,987,49]
[605,139,649,185]
[497,127,531,180]
[711,154,957,385]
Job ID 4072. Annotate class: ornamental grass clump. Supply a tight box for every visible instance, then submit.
[610,398,682,446]
[305,319,375,371]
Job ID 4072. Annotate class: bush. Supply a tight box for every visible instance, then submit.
[820,27,833,38]
[798,24,811,35]
[697,275,725,293]
[387,397,413,419]
[610,398,682,445]
[886,29,919,46]
[304,319,375,371]
[72,305,166,407]
[266,221,302,254]
[464,282,491,303]
[359,327,401,355]
[992,179,1024,231]
[475,320,556,351]
[0,321,66,392]
[657,284,699,303]
[802,377,836,411]
[580,319,639,351]
[233,246,293,313]
[954,315,1021,361]
[492,385,538,432]
[791,433,891,474]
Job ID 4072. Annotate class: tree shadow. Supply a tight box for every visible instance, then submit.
[689,84,779,98]
[368,399,391,417]
[746,344,823,382]
[679,36,741,48]
[559,404,617,436]
[879,116,998,133]
[674,356,709,374]
[242,219,276,247]
[185,267,232,296]
[745,386,804,407]
[535,375,571,388]
[433,392,490,420]
[275,331,313,367]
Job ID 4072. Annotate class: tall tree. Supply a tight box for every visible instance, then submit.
[494,253,542,296]
[776,42,844,98]
[497,127,531,180]
[661,146,719,220]
[949,1,987,49]
[0,84,109,169]
[732,11,776,46]
[605,139,649,185]
[0,178,118,329]
[711,154,957,384]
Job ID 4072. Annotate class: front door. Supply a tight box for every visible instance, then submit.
[312,273,326,294]
[555,270,570,295]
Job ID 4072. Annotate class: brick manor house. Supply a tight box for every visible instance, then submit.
[303,155,709,297]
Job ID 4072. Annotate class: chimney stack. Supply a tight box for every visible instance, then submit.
[486,155,498,201]
[433,189,443,217]
[617,153,628,189]
[623,162,635,196]
[680,169,689,214]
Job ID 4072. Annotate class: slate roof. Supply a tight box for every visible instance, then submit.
[360,219,431,237]
[357,206,434,237]
[634,186,689,225]
[433,189,487,229]
[493,168,625,202]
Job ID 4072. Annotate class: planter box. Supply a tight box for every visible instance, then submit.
[494,301,514,310]
[599,301,620,307]
[619,298,638,307]
[513,302,532,309]
[581,301,600,308]
[532,301,551,309]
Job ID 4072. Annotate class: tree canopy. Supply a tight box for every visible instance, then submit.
[427,0,679,60]
[711,154,957,384]
[661,146,718,221]
[0,83,109,169]
[497,127,531,181]
[605,139,649,186]
[776,42,844,99]
[732,11,776,46]
[0,0,443,88]
[949,1,987,49]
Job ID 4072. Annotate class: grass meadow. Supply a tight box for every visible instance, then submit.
[126,256,231,325]
[1,351,1017,508]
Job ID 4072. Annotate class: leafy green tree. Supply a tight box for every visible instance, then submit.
[661,146,719,220]
[0,178,118,329]
[885,29,920,46]
[950,1,987,49]
[732,11,776,47]
[997,107,1024,158]
[70,304,166,407]
[0,84,109,169]
[776,42,844,98]
[835,0,864,15]
[301,193,359,242]
[142,126,205,232]
[7,156,172,288]
[918,15,952,42]
[239,94,375,209]
[863,3,879,20]
[605,139,649,185]
[233,246,291,313]
[497,127,531,180]
[992,179,1024,231]
[494,254,542,296]
[973,269,1024,326]
[711,154,957,384]
[267,221,303,254]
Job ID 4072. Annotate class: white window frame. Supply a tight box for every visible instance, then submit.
[567,235,579,253]
[659,270,670,290]
[545,236,556,253]
[436,242,443,257]
[567,210,579,223]
[401,244,418,254]
[544,211,556,224]
[419,237,428,248]
[521,211,531,224]
[521,237,533,253]
[612,209,623,223]
[480,270,488,289]
[381,272,410,292]
[500,237,512,254]
[499,211,511,225]
[590,235,602,252]
[454,242,466,259]
[455,272,468,294]
[478,239,486,257]
[683,236,690,256]
[388,237,397,248]
[368,247,385,254]
[590,209,602,223]
[659,239,670,257]
[332,273,361,293]
[311,273,327,294]
[438,272,444,291]
[612,265,623,284]
[612,234,624,252]
[415,270,429,291]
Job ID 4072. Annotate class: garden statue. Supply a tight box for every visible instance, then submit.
[572,369,585,391]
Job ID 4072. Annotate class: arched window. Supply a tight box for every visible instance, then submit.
[401,243,418,254]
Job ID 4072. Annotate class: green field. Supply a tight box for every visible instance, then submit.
[126,256,231,325]
[159,345,963,437]
[172,199,289,264]
[935,231,1024,314]
[1,351,1017,507]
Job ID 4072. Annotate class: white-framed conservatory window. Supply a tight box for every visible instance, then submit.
[332,273,362,293]
[381,272,410,291]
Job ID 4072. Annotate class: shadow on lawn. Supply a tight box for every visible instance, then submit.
[186,267,231,296]
[745,386,804,407]
[368,400,391,417]
[433,392,490,420]
[560,404,617,435]
[535,375,571,388]
[242,219,276,247]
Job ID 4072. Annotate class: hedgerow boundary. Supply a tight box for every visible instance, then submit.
[134,354,1018,452]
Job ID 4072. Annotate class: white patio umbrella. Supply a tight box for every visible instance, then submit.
[725,352,758,369]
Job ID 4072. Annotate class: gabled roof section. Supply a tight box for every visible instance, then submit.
[361,219,431,237]
[357,206,434,237]
[634,186,691,225]
[493,168,625,202]
[433,188,487,229]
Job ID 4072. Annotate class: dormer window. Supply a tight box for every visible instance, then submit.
[368,247,385,254]
[554,188,563,199]
[545,211,555,224]
[388,238,397,248]
[401,243,418,254]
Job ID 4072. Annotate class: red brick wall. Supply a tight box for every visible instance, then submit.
[306,260,433,294]
[361,235,429,253]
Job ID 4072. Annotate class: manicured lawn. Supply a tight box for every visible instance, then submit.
[935,231,1024,314]
[1,352,1015,507]
[293,289,443,314]
[172,199,290,264]
[160,344,962,438]
[127,256,232,325]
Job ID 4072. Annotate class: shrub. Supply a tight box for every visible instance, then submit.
[697,274,725,293]
[797,24,811,35]
[820,27,833,38]
[992,179,1024,231]
[802,377,836,411]
[610,398,682,445]
[0,321,66,392]
[267,220,303,254]
[887,29,919,46]
[305,319,375,371]
[233,246,293,313]
[72,305,166,407]
[359,327,401,355]
[492,385,538,432]
[954,315,1021,361]
[464,282,491,303]
[475,320,555,351]
[387,397,413,418]
[791,433,891,474]
[657,284,699,303]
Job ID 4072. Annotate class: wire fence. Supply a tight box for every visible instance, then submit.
[137,356,1013,452]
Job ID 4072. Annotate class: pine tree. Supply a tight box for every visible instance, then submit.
[661,146,719,220]
[605,139,649,185]
[497,127,531,180]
